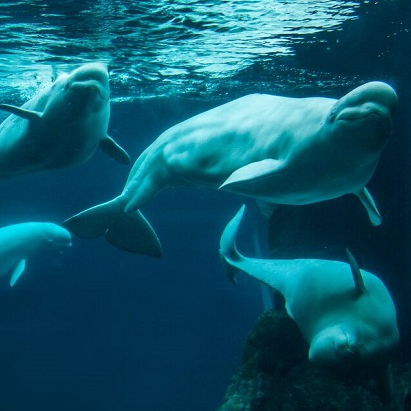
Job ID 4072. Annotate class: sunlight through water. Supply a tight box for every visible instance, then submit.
[0,0,362,101]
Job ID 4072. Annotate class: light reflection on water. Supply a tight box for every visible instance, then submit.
[0,0,361,101]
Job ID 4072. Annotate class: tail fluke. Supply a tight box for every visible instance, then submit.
[63,196,162,257]
[219,204,246,283]
[106,210,162,257]
[63,197,124,238]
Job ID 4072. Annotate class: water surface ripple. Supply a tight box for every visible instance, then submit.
[0,0,397,101]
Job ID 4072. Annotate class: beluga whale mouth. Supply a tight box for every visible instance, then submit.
[334,104,394,143]
[68,79,108,101]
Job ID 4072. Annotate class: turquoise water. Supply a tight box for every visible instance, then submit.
[0,1,409,410]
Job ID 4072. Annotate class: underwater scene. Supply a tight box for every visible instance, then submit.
[0,1,410,410]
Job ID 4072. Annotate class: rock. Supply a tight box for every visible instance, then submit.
[218,310,411,411]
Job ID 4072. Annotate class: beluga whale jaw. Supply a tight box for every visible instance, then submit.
[0,62,130,179]
[219,205,399,398]
[63,82,397,256]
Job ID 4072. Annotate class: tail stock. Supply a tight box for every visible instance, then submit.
[219,204,246,283]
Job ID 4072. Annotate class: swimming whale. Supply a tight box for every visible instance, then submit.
[63,82,397,256]
[0,62,130,179]
[220,205,399,392]
[0,222,72,287]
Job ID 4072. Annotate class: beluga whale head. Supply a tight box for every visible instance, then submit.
[308,321,396,381]
[40,222,73,248]
[0,222,73,287]
[46,62,110,117]
[325,81,398,154]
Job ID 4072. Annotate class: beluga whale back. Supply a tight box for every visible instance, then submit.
[63,81,398,256]
[0,62,130,179]
[219,205,399,397]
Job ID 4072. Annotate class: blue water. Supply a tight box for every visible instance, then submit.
[0,1,410,410]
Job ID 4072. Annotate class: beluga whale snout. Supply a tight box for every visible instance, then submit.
[0,62,130,180]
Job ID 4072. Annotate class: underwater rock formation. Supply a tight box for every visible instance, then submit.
[218,310,411,411]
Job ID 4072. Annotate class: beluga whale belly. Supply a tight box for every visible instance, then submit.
[63,82,397,256]
[220,205,399,397]
[0,62,130,179]
[0,222,72,287]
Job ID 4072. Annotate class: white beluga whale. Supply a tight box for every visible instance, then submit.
[220,205,399,393]
[0,222,72,287]
[63,82,398,256]
[0,62,130,179]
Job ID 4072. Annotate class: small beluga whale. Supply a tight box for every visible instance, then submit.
[0,222,72,287]
[0,62,130,179]
[220,205,399,397]
[63,82,397,256]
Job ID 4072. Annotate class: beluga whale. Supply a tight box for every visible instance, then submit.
[0,62,130,179]
[63,82,398,256]
[220,205,399,397]
[0,222,72,287]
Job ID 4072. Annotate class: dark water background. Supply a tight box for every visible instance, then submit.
[0,1,410,410]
